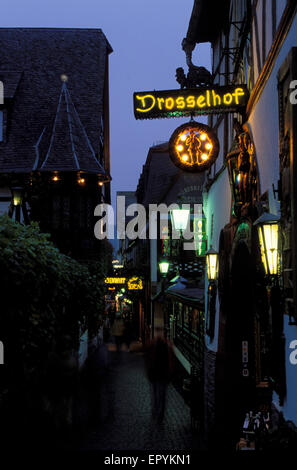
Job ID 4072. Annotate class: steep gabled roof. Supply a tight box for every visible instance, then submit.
[0,28,111,173]
[136,142,180,206]
[34,82,104,174]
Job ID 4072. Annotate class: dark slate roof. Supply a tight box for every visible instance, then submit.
[0,28,112,173]
[136,143,180,206]
[34,82,104,173]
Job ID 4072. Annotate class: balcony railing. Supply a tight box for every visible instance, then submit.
[174,323,204,375]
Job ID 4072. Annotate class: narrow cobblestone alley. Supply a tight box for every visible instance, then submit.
[79,343,202,451]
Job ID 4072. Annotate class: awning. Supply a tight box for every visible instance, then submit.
[186,0,230,44]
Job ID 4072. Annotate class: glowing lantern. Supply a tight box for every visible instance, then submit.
[206,246,219,281]
[11,186,23,206]
[253,212,279,276]
[170,208,190,232]
[52,174,60,182]
[78,176,86,185]
[159,259,170,276]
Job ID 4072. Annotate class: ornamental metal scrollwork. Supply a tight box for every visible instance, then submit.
[176,38,213,89]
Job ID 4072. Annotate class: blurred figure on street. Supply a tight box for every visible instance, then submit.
[43,334,78,441]
[103,314,111,342]
[145,327,174,423]
[81,342,110,425]
[124,316,133,352]
[111,313,125,353]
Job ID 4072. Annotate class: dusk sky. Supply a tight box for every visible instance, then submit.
[1,0,211,207]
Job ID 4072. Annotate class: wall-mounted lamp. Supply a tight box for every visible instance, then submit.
[11,186,23,206]
[205,246,219,339]
[159,259,170,277]
[10,186,24,223]
[253,212,280,277]
[78,176,86,185]
[206,246,219,281]
[170,208,190,233]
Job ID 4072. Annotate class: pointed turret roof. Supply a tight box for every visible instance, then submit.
[0,28,111,173]
[34,82,105,174]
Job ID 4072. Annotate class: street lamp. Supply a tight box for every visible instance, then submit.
[170,208,190,232]
[10,186,23,223]
[11,186,23,207]
[254,212,284,400]
[206,246,219,281]
[205,246,219,339]
[159,259,170,277]
[158,258,170,339]
[253,212,280,277]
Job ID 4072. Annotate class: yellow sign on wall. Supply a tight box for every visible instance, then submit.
[127,277,143,290]
[104,276,144,290]
[105,277,126,284]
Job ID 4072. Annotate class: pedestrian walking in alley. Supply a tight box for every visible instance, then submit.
[103,314,111,342]
[81,342,111,425]
[111,313,125,353]
[43,335,78,443]
[145,328,174,423]
[123,317,133,351]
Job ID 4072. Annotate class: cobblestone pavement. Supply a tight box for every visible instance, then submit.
[80,342,202,451]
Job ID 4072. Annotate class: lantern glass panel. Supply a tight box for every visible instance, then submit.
[263,223,279,275]
[12,188,22,206]
[207,253,218,280]
[159,261,169,275]
[170,209,190,231]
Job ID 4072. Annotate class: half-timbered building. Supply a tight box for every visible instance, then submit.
[185,0,297,448]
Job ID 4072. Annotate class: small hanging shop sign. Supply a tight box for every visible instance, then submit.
[134,85,248,120]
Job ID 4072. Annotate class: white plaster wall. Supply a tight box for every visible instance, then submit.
[204,168,232,352]
[78,330,88,369]
[248,14,297,209]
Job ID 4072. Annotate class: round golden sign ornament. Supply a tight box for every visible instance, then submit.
[169,121,220,172]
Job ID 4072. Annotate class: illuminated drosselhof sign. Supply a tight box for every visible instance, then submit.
[133,85,249,120]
